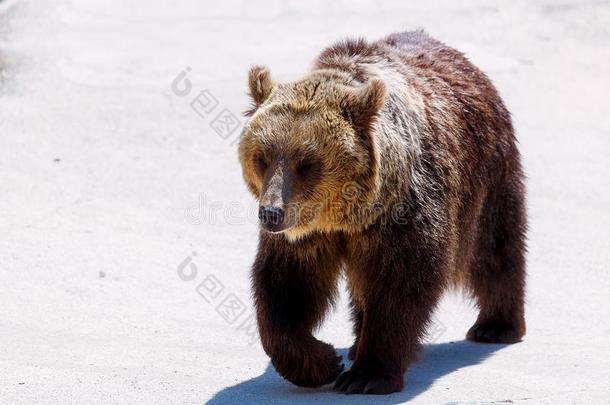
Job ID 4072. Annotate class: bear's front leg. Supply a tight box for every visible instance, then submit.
[252,233,344,387]
[336,223,446,394]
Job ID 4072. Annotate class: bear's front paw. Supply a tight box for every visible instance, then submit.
[271,340,344,388]
[467,320,525,344]
[333,370,403,395]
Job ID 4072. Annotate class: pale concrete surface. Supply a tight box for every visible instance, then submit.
[0,0,609,404]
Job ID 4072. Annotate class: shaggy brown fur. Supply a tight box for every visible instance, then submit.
[238,30,527,395]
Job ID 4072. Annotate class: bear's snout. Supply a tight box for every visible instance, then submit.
[258,205,285,232]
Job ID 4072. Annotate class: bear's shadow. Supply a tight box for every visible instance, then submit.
[206,340,506,404]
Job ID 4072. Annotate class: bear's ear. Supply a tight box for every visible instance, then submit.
[246,65,275,116]
[340,80,386,133]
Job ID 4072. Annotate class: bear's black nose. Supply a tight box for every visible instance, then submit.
[258,206,285,230]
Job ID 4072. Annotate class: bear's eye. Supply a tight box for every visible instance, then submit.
[296,159,322,178]
[255,155,268,172]
[296,161,313,174]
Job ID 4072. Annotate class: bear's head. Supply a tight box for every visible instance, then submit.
[239,66,386,241]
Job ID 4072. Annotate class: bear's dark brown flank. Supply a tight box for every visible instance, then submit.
[241,30,527,394]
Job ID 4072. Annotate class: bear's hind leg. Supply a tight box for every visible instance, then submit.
[467,180,527,344]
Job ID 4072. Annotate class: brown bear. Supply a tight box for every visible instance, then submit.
[238,30,526,395]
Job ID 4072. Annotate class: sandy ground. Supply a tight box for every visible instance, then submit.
[1,0,609,404]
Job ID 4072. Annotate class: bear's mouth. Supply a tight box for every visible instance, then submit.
[260,224,288,233]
